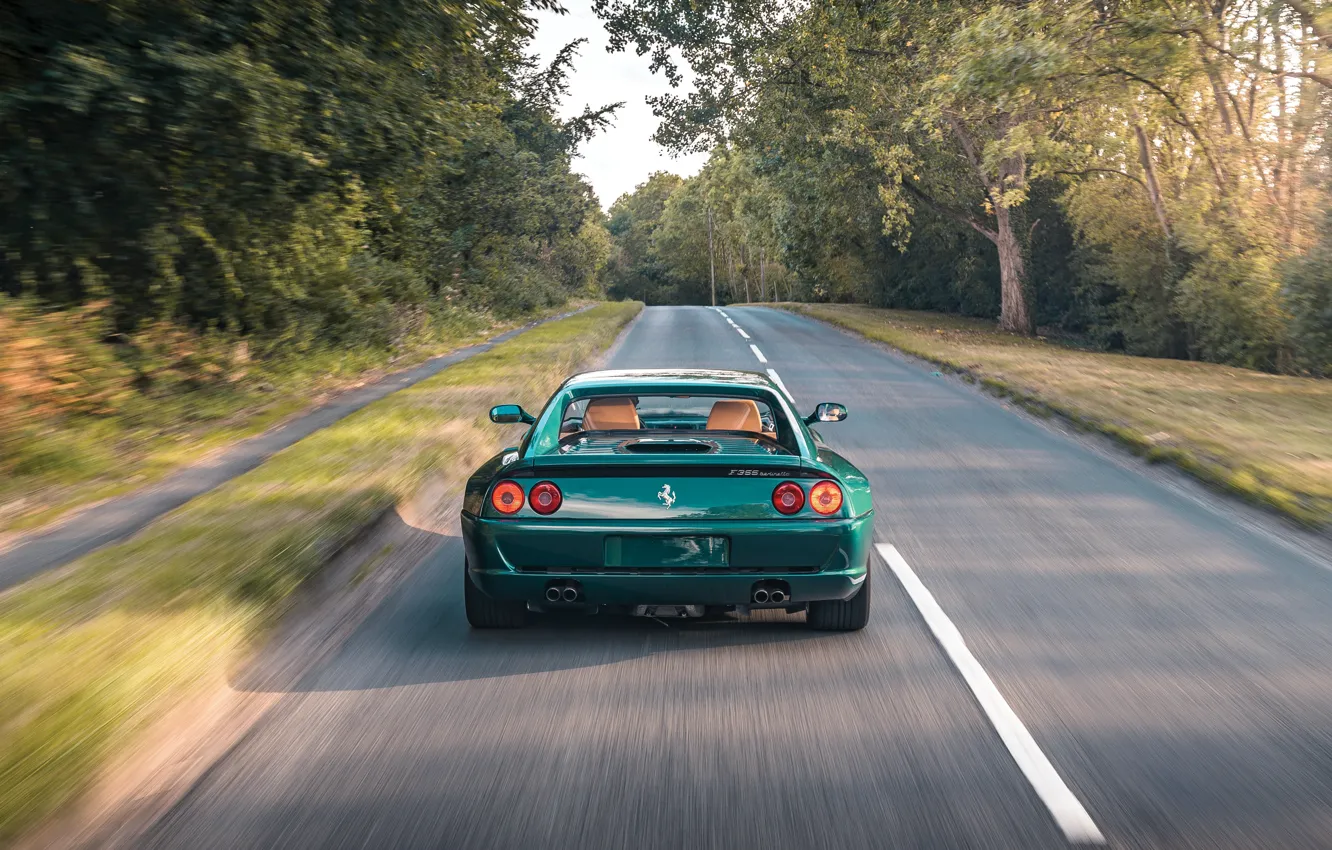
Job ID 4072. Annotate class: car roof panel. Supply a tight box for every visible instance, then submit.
[562,369,776,393]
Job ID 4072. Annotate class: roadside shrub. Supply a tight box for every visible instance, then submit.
[1173,221,1287,371]
[1283,218,1332,376]
[0,298,134,420]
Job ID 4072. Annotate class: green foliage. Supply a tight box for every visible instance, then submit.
[0,1,624,527]
[1,0,609,341]
[1284,211,1332,376]
[605,172,685,304]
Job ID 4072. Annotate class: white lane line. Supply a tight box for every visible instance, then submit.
[727,318,737,326]
[735,327,751,339]
[876,544,1106,845]
[715,308,729,318]
[749,344,768,364]
[765,368,795,403]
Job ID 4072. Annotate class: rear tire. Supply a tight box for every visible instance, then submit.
[464,560,527,628]
[806,566,871,631]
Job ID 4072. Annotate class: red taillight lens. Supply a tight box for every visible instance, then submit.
[809,481,844,515]
[529,481,562,515]
[490,480,524,514]
[772,481,805,515]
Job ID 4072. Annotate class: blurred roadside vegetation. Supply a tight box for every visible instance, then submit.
[597,0,1332,377]
[1,1,618,530]
[0,302,641,845]
[0,298,572,532]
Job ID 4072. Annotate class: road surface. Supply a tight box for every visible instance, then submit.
[146,306,1332,849]
[0,310,584,591]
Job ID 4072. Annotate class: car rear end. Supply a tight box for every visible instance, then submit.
[462,447,873,610]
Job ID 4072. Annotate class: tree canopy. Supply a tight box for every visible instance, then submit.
[2,0,614,344]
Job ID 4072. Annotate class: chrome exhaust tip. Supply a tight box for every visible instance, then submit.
[752,588,770,604]
[769,589,787,604]
[545,586,563,603]
[561,586,580,603]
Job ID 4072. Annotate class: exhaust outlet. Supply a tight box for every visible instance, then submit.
[545,586,562,603]
[561,586,580,603]
[752,588,770,604]
[769,589,787,604]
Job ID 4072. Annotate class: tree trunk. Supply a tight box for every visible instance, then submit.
[760,247,766,300]
[1132,121,1172,249]
[726,242,737,302]
[993,204,1034,334]
[707,207,716,306]
[742,245,751,302]
[944,116,1034,335]
[1287,14,1321,249]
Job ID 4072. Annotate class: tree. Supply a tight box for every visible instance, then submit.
[595,0,1086,332]
[0,1,619,340]
[605,173,684,303]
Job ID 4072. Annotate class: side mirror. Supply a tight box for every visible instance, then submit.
[490,404,535,425]
[805,402,847,425]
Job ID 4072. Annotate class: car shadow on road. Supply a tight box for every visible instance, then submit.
[237,528,846,694]
[315,610,834,692]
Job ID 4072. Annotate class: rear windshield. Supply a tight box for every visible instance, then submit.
[560,394,799,454]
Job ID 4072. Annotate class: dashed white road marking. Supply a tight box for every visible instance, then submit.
[715,308,729,318]
[749,344,767,364]
[765,368,795,403]
[875,543,1106,845]
[727,318,737,326]
[735,327,751,339]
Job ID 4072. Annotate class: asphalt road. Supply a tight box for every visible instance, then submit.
[146,306,1332,849]
[0,311,582,591]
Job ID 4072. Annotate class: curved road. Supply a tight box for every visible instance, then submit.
[147,306,1332,849]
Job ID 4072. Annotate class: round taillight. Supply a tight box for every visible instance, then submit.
[529,481,562,515]
[809,481,844,515]
[490,480,524,514]
[772,481,805,515]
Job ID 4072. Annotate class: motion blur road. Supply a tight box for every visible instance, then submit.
[147,306,1332,849]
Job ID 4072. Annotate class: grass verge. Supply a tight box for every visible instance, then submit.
[0,301,641,843]
[780,303,1332,528]
[1,302,584,535]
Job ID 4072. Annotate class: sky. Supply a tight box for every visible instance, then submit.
[527,2,708,210]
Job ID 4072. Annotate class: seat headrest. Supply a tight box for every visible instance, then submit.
[582,397,641,430]
[706,399,763,433]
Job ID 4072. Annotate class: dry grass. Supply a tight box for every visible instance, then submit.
[0,303,587,535]
[782,303,1332,527]
[0,302,641,843]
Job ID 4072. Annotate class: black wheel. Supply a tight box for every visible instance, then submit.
[464,560,527,628]
[806,565,871,631]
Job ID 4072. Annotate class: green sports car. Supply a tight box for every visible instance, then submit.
[460,369,874,630]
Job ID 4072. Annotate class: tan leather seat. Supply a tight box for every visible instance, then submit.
[706,399,763,433]
[582,397,641,430]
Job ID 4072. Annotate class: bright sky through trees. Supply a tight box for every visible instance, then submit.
[529,1,708,207]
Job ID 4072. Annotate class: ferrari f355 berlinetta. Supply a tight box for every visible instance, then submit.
[461,369,873,630]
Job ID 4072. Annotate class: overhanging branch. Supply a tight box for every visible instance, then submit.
[900,180,998,243]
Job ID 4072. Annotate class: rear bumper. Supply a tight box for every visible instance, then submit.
[462,512,873,606]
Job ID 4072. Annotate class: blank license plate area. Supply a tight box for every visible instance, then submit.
[604,536,729,568]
